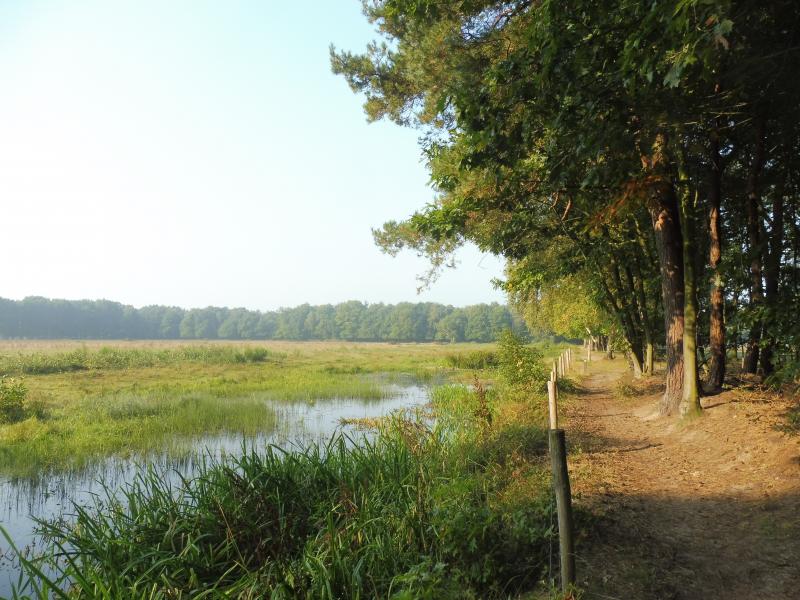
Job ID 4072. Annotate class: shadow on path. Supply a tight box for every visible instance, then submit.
[565,361,800,599]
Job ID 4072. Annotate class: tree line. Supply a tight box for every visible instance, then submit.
[0,297,531,343]
[334,0,800,415]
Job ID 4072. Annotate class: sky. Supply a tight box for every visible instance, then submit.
[0,1,506,311]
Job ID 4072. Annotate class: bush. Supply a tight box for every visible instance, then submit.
[0,377,29,424]
[765,359,800,391]
[496,330,548,388]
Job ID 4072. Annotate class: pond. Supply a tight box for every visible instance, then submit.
[0,381,430,596]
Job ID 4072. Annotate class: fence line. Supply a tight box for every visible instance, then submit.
[546,348,577,591]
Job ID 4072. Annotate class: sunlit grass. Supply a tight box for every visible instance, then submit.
[0,340,573,478]
[0,392,275,478]
[0,342,454,477]
[12,376,557,599]
[0,345,281,376]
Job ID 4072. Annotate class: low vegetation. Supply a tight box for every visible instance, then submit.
[444,349,498,370]
[0,391,276,478]
[8,335,573,598]
[0,345,279,376]
[0,343,415,478]
[0,377,38,424]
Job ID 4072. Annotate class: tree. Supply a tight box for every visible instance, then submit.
[334,0,800,415]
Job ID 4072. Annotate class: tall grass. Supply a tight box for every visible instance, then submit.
[444,350,499,370]
[0,346,281,376]
[1,341,579,596]
[0,346,398,476]
[0,392,276,478]
[14,404,554,599]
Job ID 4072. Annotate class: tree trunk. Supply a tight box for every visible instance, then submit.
[761,184,784,375]
[603,253,645,373]
[632,222,657,375]
[629,351,643,377]
[679,181,702,416]
[744,117,766,374]
[707,129,726,392]
[645,134,685,415]
[629,260,654,375]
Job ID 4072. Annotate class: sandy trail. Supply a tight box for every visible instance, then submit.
[566,360,800,599]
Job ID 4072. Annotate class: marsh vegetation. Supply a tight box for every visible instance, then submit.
[0,338,573,598]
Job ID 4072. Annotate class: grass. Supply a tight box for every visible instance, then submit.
[0,391,276,478]
[11,359,559,599]
[444,350,499,370]
[0,341,507,477]
[0,345,281,376]
[612,370,664,400]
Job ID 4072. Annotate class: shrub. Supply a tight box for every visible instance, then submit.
[0,377,29,424]
[496,330,548,389]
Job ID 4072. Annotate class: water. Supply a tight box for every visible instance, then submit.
[0,382,429,596]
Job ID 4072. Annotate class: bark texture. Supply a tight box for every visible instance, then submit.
[743,118,766,374]
[679,184,701,416]
[644,135,685,415]
[761,186,784,375]
[649,182,684,415]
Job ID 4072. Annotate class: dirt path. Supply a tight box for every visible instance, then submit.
[566,360,800,599]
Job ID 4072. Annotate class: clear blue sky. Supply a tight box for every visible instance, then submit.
[0,1,506,310]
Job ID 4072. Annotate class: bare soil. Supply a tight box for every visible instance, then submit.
[566,359,800,599]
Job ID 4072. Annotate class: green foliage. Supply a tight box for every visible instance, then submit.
[786,404,800,433]
[0,377,29,424]
[764,356,800,390]
[615,380,639,399]
[334,0,800,394]
[0,297,530,343]
[496,330,548,390]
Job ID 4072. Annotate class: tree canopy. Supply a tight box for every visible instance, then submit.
[0,297,533,343]
[333,0,800,414]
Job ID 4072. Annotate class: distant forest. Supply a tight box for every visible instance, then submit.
[0,297,532,343]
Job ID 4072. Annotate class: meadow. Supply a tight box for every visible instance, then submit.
[0,340,520,477]
[1,337,575,598]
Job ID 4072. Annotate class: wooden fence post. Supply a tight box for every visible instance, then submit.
[547,380,558,430]
[549,428,576,591]
[545,378,576,592]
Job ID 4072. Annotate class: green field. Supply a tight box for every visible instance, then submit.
[0,339,573,478]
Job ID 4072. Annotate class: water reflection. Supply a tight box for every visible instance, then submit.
[0,382,429,595]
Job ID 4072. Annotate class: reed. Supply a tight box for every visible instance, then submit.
[14,401,554,599]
